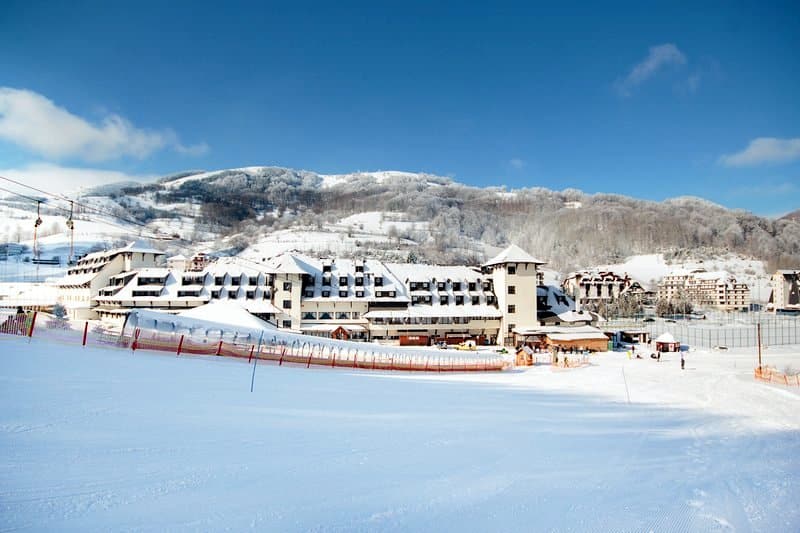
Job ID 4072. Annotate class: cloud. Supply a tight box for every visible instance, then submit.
[0,87,208,162]
[0,162,156,195]
[719,137,800,167]
[509,158,526,169]
[615,43,687,96]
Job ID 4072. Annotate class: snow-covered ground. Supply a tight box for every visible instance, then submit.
[1,336,798,531]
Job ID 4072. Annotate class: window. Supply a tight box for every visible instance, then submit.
[322,275,331,286]
[508,286,516,294]
[282,320,292,328]
[339,276,348,285]
[339,290,348,298]
[231,277,240,286]
[468,282,476,291]
[508,265,516,275]
[355,265,364,273]
[336,311,350,319]
[374,276,384,286]
[322,290,330,298]
[437,282,446,290]
[228,292,237,299]
[319,312,332,320]
[282,300,291,309]
[304,290,314,297]
[211,290,220,299]
[455,295,464,305]
[283,281,292,291]
[322,264,331,273]
[440,296,449,305]
[249,276,259,285]
[302,312,316,320]
[471,295,480,305]
[356,290,364,298]
[355,276,364,286]
[508,305,516,313]
[508,324,515,333]
[215,276,225,285]
[452,282,462,291]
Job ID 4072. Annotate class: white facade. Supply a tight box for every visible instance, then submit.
[657,269,750,311]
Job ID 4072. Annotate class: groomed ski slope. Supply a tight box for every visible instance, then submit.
[1,337,798,532]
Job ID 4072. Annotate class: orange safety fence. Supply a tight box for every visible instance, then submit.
[0,319,509,373]
[754,366,800,387]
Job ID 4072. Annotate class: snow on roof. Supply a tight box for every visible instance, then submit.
[168,254,187,261]
[655,332,677,344]
[556,310,594,323]
[177,301,276,330]
[57,272,96,287]
[482,244,545,267]
[547,331,609,341]
[514,325,605,336]
[385,263,483,283]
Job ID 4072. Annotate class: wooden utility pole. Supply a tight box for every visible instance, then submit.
[757,322,762,370]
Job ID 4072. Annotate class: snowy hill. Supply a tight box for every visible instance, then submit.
[1,165,798,284]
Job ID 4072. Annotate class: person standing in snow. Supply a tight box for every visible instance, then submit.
[681,354,685,370]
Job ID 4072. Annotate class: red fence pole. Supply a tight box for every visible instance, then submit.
[216,340,223,356]
[82,321,89,346]
[306,350,312,368]
[132,328,140,351]
[332,352,336,367]
[27,312,37,338]
[279,346,285,366]
[177,334,185,356]
[248,344,254,363]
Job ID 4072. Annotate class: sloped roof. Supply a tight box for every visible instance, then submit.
[655,332,677,344]
[482,244,545,267]
[177,301,276,330]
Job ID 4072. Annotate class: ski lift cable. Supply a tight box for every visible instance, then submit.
[0,175,155,231]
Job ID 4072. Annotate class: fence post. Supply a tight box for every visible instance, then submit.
[248,344,254,363]
[27,312,37,338]
[279,346,285,366]
[216,340,223,356]
[353,352,357,369]
[82,321,89,346]
[132,328,140,352]
[177,334,184,356]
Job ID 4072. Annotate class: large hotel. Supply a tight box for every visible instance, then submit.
[57,243,550,346]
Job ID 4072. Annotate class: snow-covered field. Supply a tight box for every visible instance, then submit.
[1,336,798,531]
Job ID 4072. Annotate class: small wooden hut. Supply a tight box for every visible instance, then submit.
[655,332,680,352]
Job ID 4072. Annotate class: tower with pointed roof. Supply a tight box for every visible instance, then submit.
[482,244,545,346]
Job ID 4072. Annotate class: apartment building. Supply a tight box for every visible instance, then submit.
[768,270,800,313]
[657,268,750,311]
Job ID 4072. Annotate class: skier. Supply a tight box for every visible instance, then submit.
[681,354,685,370]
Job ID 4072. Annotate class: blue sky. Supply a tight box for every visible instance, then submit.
[0,1,798,215]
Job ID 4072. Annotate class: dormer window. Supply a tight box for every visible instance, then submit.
[339,276,348,285]
[437,282,446,291]
[471,295,480,305]
[322,264,332,273]
[355,276,364,286]
[374,276,384,286]
[455,295,464,305]
[322,275,331,286]
[355,265,364,273]
[468,282,476,291]
[452,282,462,291]
[322,290,330,298]
[440,295,449,305]
[339,290,348,298]
[356,290,364,298]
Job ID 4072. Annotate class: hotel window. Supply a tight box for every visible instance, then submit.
[356,290,364,298]
[319,312,332,320]
[508,265,516,275]
[508,324,515,333]
[339,276,348,285]
[283,281,292,290]
[437,282,446,290]
[302,312,316,320]
[508,286,516,294]
[322,290,330,298]
[508,305,516,313]
[471,296,480,305]
[455,295,464,305]
[452,282,462,291]
[282,300,291,309]
[336,311,350,319]
[374,276,384,286]
[440,296,449,305]
[339,290,348,298]
[355,277,364,286]
[468,282,476,291]
[282,320,292,328]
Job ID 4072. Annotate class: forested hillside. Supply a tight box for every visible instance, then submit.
[88,166,800,272]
